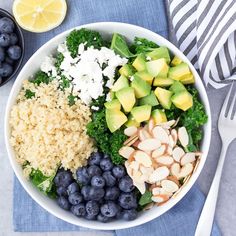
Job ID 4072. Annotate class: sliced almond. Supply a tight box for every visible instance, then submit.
[161,179,179,193]
[178,127,189,147]
[149,166,170,183]
[172,146,185,162]
[124,126,138,136]
[152,126,169,143]
[140,173,149,182]
[129,161,140,171]
[133,181,146,194]
[138,138,161,151]
[125,161,133,177]
[140,166,154,175]
[172,117,180,128]
[178,163,193,179]
[132,170,143,183]
[132,139,140,148]
[171,129,178,146]
[138,129,152,141]
[152,194,169,203]
[152,145,166,158]
[155,155,174,166]
[148,118,155,133]
[119,146,135,159]
[152,187,162,195]
[124,135,139,146]
[143,202,154,210]
[133,150,152,167]
[167,175,180,186]
[169,134,175,148]
[166,146,173,155]
[159,120,176,129]
[180,152,196,165]
[170,163,181,177]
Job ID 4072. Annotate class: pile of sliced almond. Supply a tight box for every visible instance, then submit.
[119,119,202,206]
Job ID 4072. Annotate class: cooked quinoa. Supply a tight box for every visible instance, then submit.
[10,80,95,176]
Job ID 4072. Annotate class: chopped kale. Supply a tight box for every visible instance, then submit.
[25,89,35,99]
[129,37,159,54]
[139,190,153,206]
[68,94,76,106]
[59,75,70,90]
[55,52,64,73]
[32,71,52,86]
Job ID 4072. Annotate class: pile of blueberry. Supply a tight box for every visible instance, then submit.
[0,16,22,83]
[54,152,138,222]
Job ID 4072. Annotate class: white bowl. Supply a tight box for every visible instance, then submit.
[4,22,211,230]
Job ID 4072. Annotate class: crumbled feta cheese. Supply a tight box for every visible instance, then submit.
[106,93,112,102]
[91,106,99,111]
[146,56,152,61]
[130,76,134,81]
[40,56,57,77]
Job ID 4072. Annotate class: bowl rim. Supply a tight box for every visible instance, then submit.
[0,8,25,87]
[4,22,212,230]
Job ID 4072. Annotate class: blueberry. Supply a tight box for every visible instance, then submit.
[118,175,135,193]
[85,213,96,220]
[100,201,119,218]
[81,186,91,201]
[91,175,105,188]
[76,166,90,185]
[87,165,102,177]
[71,203,86,217]
[54,170,73,188]
[68,192,83,205]
[5,56,14,65]
[104,187,120,200]
[100,158,113,171]
[122,209,138,221]
[67,182,80,195]
[89,187,105,201]
[7,45,22,60]
[9,33,18,45]
[0,76,2,85]
[118,193,137,209]
[0,62,13,77]
[112,165,125,179]
[86,200,100,217]
[88,152,103,166]
[56,186,68,197]
[0,47,5,62]
[57,196,71,210]
[102,171,116,187]
[0,33,10,47]
[0,17,15,33]
[97,213,110,222]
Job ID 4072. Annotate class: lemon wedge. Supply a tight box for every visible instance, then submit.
[12,0,67,33]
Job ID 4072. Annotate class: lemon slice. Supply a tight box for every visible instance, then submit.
[13,0,67,33]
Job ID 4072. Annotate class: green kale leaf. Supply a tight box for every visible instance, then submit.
[55,52,64,73]
[59,75,70,90]
[68,94,76,106]
[25,89,35,99]
[129,37,159,54]
[32,71,53,86]
[139,190,153,206]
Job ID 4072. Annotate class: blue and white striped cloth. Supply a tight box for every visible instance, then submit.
[167,0,236,88]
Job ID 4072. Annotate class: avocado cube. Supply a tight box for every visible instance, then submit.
[171,56,182,66]
[119,64,135,77]
[170,81,186,93]
[180,73,195,84]
[125,114,140,127]
[135,71,153,85]
[106,109,127,133]
[146,58,169,77]
[154,87,173,109]
[151,109,167,125]
[139,91,159,106]
[171,90,193,111]
[131,105,152,123]
[116,87,136,112]
[168,63,190,80]
[104,99,121,110]
[153,77,174,87]
[132,54,146,71]
[146,47,170,63]
[111,75,129,92]
[131,75,151,98]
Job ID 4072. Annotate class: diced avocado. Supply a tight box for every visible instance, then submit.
[131,75,151,98]
[131,105,152,123]
[110,91,116,99]
[135,71,153,85]
[153,77,174,87]
[125,114,140,127]
[154,87,173,109]
[171,90,193,111]
[146,47,170,63]
[119,64,135,77]
[151,109,167,125]
[111,75,129,92]
[139,91,159,106]
[146,58,169,77]
[180,73,195,84]
[116,87,136,112]
[171,56,182,66]
[170,81,186,93]
[168,63,190,80]
[106,109,127,133]
[104,99,121,110]
[132,54,146,71]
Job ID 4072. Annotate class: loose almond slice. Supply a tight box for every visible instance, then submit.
[152,126,170,143]
[119,146,135,159]
[138,138,161,151]
[151,194,169,203]
[178,127,189,147]
[149,166,170,183]
[133,181,146,194]
[148,118,155,133]
[152,145,166,158]
[124,126,138,136]
[161,179,179,193]
[172,146,185,162]
[155,156,174,166]
[178,163,193,179]
[138,129,152,141]
[180,152,196,165]
[129,161,140,171]
[124,135,139,146]
[134,150,152,167]
[159,120,176,129]
[170,163,181,178]
[171,129,178,146]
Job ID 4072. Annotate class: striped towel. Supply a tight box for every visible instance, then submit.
[167,0,236,89]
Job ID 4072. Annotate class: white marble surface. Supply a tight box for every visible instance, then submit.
[1,1,236,236]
